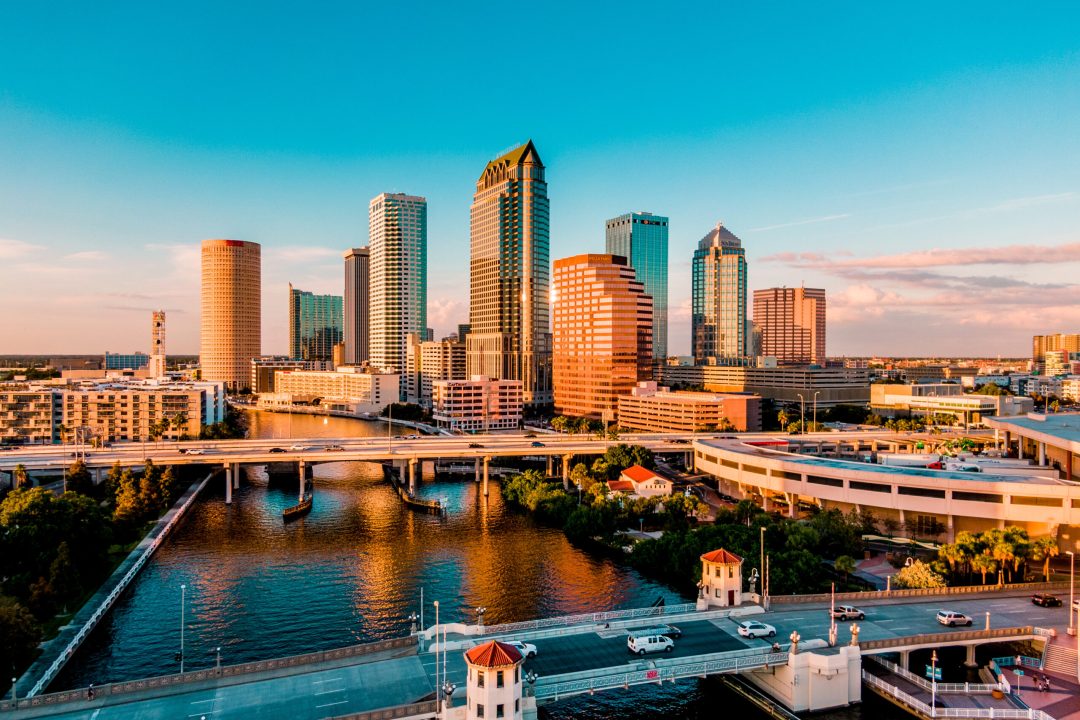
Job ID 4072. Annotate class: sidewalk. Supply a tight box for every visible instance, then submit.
[1012,669,1080,719]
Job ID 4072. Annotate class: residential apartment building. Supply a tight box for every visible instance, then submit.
[552,254,653,420]
[200,239,261,391]
[467,141,553,407]
[369,193,427,397]
[288,284,343,362]
[343,247,371,365]
[605,212,669,358]
[61,380,226,442]
[432,376,523,433]
[617,382,762,432]
[0,387,62,445]
[692,222,747,363]
[261,366,398,415]
[405,334,467,407]
[753,287,826,365]
[250,356,334,394]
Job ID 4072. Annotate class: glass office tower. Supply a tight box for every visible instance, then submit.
[605,212,668,359]
[288,284,343,362]
[692,222,747,363]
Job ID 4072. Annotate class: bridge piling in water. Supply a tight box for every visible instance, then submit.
[224,464,232,504]
[483,456,490,496]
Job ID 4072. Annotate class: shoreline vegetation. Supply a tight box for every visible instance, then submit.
[0,460,206,697]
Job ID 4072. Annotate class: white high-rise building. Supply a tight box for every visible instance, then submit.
[149,310,166,377]
[369,193,427,399]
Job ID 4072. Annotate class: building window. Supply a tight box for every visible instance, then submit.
[497,670,504,688]
[477,704,485,718]
[478,671,485,687]
[496,704,505,718]
[728,566,734,578]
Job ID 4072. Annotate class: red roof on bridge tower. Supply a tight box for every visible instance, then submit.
[464,640,523,668]
[700,548,743,565]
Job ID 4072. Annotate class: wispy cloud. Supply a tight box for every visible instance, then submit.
[0,238,44,259]
[980,192,1076,213]
[763,241,1080,270]
[63,250,107,262]
[748,214,850,233]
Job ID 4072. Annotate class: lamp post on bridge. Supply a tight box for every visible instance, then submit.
[178,584,186,674]
[931,649,938,717]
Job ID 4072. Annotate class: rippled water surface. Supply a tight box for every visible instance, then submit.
[55,412,903,719]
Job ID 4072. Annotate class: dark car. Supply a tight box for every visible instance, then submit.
[524,433,537,438]
[671,438,690,444]
[268,447,286,454]
[468,442,484,449]
[1031,593,1062,607]
[530,441,545,447]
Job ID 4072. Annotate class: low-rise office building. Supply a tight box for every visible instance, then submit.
[617,382,761,432]
[656,364,869,407]
[250,356,334,395]
[871,383,1033,425]
[431,375,523,433]
[61,379,226,442]
[259,366,398,415]
[405,334,467,408]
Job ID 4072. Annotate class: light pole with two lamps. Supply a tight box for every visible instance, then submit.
[796,393,806,434]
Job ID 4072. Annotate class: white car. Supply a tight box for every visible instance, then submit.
[186,448,205,456]
[936,610,973,627]
[505,640,537,658]
[737,620,777,639]
[289,444,309,452]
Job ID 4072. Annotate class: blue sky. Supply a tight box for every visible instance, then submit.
[2,2,1079,356]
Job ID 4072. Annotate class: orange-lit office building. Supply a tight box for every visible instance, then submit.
[552,254,652,420]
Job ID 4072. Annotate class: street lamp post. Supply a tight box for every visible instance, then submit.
[433,600,440,715]
[796,393,805,434]
[1068,551,1075,635]
[931,649,938,717]
[759,526,767,610]
[215,647,221,673]
[388,402,393,454]
[179,584,186,674]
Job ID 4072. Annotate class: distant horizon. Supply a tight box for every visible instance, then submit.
[2,4,1078,356]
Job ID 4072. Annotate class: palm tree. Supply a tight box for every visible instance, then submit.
[835,555,857,585]
[1031,537,1059,581]
[991,541,1015,584]
[777,409,790,428]
[971,553,997,586]
[937,542,968,580]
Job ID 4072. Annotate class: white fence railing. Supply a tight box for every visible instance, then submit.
[867,656,1003,693]
[481,602,698,637]
[535,649,789,701]
[24,473,214,698]
[862,670,1053,720]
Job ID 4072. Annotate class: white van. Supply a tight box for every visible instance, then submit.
[627,634,674,655]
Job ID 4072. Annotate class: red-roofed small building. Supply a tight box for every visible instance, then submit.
[463,640,526,719]
[613,464,673,498]
[697,547,745,610]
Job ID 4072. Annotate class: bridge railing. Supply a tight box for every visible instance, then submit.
[328,700,439,720]
[863,670,1052,719]
[860,626,1037,652]
[534,648,789,701]
[770,581,1071,605]
[866,656,1004,693]
[0,636,418,712]
[479,602,699,637]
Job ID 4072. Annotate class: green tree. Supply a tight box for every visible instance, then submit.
[834,555,857,584]
[65,460,94,496]
[551,416,569,434]
[971,553,997,585]
[47,541,81,612]
[892,560,946,589]
[113,468,144,525]
[0,596,42,680]
[1031,536,1059,581]
[13,464,30,490]
[777,409,790,428]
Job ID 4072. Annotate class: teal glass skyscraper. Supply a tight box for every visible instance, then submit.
[288,284,343,361]
[605,212,669,359]
[692,222,747,363]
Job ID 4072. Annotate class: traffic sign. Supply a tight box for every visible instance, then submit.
[1015,669,1025,676]
[925,665,942,680]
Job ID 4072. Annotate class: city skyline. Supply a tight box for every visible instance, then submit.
[2,4,1080,357]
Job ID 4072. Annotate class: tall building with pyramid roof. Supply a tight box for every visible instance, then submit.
[692,222,747,362]
[467,140,553,407]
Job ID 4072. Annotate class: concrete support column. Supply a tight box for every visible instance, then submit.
[763,494,772,512]
[225,465,232,505]
[1039,442,1046,467]
[965,644,976,665]
[994,428,1000,451]
[947,514,955,543]
[408,458,418,495]
[1018,440,1024,460]
[546,455,553,477]
[788,494,798,518]
[562,454,571,490]
[474,456,481,483]
[898,508,906,531]
[483,456,490,497]
[298,460,306,501]
[232,463,240,489]
[899,650,910,670]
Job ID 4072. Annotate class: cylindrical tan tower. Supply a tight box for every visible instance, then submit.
[200,239,261,391]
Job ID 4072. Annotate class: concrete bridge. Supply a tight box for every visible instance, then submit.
[3,588,1070,719]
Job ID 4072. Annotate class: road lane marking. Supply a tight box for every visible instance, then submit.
[315,700,349,708]
[315,688,345,696]
[311,676,343,684]
[190,699,215,704]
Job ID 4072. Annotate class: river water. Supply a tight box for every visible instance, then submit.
[54,411,906,719]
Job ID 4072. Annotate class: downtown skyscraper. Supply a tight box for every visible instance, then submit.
[343,247,370,366]
[369,193,427,394]
[288,284,343,362]
[692,223,747,363]
[605,212,669,359]
[200,239,261,391]
[753,287,826,365]
[467,140,552,406]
